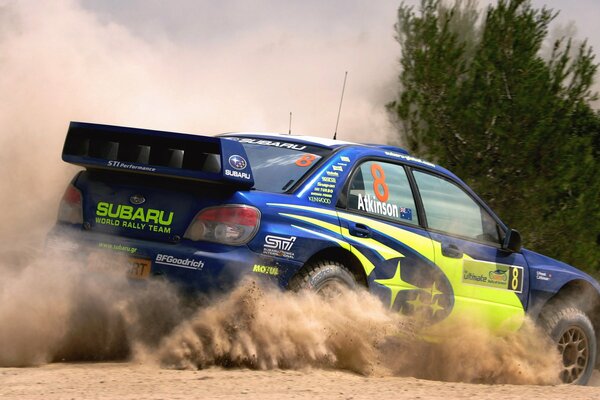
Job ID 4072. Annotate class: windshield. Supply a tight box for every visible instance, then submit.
[226,137,331,192]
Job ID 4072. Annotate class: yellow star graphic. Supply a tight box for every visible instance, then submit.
[427,282,443,299]
[374,260,418,308]
[429,298,444,316]
[407,294,426,311]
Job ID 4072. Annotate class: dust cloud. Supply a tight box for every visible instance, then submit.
[0,0,396,242]
[0,259,561,385]
[0,0,561,388]
[0,250,183,366]
[156,281,409,374]
[154,281,561,385]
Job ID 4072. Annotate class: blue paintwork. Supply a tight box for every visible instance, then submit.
[48,123,600,323]
[64,122,255,187]
[524,249,600,318]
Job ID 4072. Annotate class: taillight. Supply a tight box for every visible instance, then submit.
[184,205,260,245]
[57,184,83,225]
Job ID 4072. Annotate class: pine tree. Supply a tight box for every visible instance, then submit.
[388,0,600,272]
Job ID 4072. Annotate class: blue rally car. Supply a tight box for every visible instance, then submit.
[48,122,600,384]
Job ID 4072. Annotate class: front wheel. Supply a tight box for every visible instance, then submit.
[289,260,356,296]
[540,305,597,385]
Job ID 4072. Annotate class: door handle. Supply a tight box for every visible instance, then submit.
[349,223,372,238]
[442,243,463,258]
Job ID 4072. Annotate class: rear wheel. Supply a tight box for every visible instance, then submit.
[289,260,356,296]
[539,305,596,385]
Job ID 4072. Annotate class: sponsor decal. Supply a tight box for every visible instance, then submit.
[384,151,435,168]
[310,190,332,197]
[462,260,523,292]
[309,196,331,204]
[536,270,552,281]
[231,137,307,151]
[340,156,350,162]
[265,235,296,251]
[98,242,137,254]
[253,264,279,276]
[309,160,347,204]
[263,235,296,258]
[155,254,204,270]
[488,269,508,283]
[228,155,247,170]
[107,160,156,172]
[224,169,251,179]
[317,182,335,189]
[95,202,173,234]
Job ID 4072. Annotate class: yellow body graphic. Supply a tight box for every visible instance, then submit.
[269,203,526,332]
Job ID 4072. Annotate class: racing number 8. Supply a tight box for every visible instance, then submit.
[296,154,317,167]
[370,163,389,202]
[508,266,523,292]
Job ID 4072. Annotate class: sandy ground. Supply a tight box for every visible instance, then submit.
[1,250,599,399]
[0,363,599,400]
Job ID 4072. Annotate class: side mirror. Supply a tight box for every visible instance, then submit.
[502,229,522,253]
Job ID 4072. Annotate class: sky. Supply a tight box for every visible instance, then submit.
[2,0,598,142]
[531,0,600,52]
[78,0,600,139]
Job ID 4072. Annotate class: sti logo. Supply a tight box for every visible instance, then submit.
[228,155,247,170]
[264,235,296,251]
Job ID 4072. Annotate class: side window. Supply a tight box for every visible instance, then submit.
[413,170,501,244]
[347,161,418,225]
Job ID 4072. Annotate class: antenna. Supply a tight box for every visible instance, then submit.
[289,112,292,135]
[333,71,348,140]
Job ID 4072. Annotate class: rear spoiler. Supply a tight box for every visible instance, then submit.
[62,122,254,188]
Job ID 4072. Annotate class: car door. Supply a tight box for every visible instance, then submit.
[337,160,455,324]
[411,169,529,331]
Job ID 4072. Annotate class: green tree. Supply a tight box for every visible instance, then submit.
[388,0,600,272]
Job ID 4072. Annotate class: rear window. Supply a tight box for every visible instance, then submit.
[226,137,331,192]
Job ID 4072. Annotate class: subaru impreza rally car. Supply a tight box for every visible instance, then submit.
[48,122,600,384]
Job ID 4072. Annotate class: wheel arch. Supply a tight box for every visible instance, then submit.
[300,246,368,288]
[539,279,600,368]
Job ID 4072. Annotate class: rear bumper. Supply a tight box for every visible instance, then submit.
[46,224,298,294]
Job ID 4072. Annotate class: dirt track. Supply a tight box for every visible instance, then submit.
[1,363,599,400]
[1,268,599,399]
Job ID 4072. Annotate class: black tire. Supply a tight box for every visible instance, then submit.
[289,260,357,295]
[539,305,597,385]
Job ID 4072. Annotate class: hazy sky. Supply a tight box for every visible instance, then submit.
[81,1,600,53]
[73,0,402,141]
[2,0,599,142]
[77,0,599,138]
[531,0,600,52]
